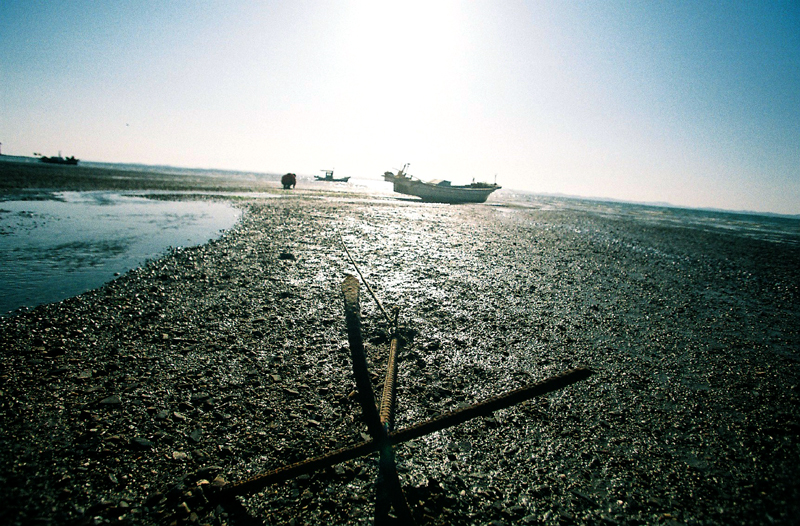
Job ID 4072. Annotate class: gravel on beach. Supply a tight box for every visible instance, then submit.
[1,162,799,525]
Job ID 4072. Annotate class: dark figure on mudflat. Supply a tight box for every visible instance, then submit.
[281,173,297,189]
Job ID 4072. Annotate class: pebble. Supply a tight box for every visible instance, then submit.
[100,395,121,405]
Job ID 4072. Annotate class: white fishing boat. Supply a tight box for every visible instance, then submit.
[315,169,350,182]
[383,164,500,204]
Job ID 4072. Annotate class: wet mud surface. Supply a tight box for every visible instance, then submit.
[1,189,799,525]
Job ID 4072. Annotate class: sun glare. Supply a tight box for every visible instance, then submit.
[321,1,480,171]
[337,2,469,111]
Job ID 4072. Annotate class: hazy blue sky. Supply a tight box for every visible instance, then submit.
[2,1,798,214]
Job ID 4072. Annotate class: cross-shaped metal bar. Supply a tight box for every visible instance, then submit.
[212,276,593,525]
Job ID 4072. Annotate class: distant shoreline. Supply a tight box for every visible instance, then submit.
[4,156,797,218]
[0,158,282,195]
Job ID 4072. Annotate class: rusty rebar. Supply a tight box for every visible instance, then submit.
[389,367,593,445]
[219,367,592,499]
[342,275,384,439]
[342,275,415,525]
[222,440,375,496]
[379,310,401,430]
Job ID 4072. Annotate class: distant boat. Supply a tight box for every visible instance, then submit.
[383,164,500,204]
[315,169,350,182]
[39,152,79,165]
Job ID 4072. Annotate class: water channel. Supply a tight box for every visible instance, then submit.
[0,191,241,315]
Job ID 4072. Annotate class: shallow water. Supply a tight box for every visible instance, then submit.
[498,193,800,246]
[0,191,241,315]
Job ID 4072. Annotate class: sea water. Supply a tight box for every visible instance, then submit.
[0,191,241,315]
[499,191,800,246]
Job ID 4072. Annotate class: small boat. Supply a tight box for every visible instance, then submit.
[315,169,350,182]
[383,164,500,204]
[39,152,79,165]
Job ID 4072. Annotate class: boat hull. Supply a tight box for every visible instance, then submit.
[384,174,499,204]
[315,176,350,182]
[40,156,79,165]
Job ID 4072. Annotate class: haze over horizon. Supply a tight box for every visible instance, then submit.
[2,1,798,215]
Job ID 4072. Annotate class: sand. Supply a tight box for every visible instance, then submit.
[0,160,798,525]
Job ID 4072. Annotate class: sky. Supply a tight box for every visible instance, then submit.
[1,1,798,215]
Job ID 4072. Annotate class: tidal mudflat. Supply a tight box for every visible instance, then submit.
[0,162,798,525]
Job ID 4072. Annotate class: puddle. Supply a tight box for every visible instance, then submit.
[0,191,241,315]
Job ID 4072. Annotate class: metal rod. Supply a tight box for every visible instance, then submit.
[389,367,593,445]
[222,440,375,496]
[379,321,400,430]
[376,309,410,524]
[342,275,384,439]
[219,368,593,498]
[341,276,415,524]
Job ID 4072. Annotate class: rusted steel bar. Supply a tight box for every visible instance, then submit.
[221,440,375,497]
[342,275,384,439]
[219,276,388,501]
[375,439,411,525]
[376,310,409,525]
[389,367,593,445]
[219,368,592,498]
[342,276,415,525]
[379,312,400,430]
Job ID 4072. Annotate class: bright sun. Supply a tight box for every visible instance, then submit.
[329,1,474,158]
[337,2,468,102]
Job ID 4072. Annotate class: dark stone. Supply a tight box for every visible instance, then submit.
[130,437,154,449]
[100,395,122,405]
